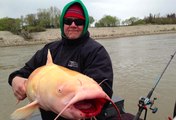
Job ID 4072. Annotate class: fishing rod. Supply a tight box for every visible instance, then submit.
[133,50,176,120]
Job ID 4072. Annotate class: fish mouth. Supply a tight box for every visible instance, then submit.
[73,98,107,117]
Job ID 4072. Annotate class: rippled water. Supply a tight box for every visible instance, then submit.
[1,33,176,120]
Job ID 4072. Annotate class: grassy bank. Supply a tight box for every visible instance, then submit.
[1,25,176,47]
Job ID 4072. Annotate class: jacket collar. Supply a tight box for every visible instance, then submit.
[61,31,90,46]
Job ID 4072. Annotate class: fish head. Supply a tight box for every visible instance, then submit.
[52,74,110,119]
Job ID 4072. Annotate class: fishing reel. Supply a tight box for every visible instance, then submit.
[138,96,158,113]
[135,96,158,120]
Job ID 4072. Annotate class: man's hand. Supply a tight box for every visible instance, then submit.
[12,76,27,100]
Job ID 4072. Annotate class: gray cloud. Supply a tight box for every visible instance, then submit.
[0,0,176,20]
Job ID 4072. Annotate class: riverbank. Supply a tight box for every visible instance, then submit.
[1,24,176,47]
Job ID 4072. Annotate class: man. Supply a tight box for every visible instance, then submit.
[8,0,113,120]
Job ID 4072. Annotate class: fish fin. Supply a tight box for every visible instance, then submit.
[11,100,39,120]
[16,99,20,105]
[46,49,53,65]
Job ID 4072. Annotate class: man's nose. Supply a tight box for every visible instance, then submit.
[70,21,77,26]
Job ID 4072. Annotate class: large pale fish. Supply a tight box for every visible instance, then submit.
[11,50,121,120]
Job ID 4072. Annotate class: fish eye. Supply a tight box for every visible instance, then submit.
[58,89,62,93]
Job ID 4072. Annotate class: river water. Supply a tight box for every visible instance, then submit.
[0,33,176,120]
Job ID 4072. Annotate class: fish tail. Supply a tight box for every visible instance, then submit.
[11,100,38,120]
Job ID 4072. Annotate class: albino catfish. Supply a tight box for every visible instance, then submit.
[11,50,121,120]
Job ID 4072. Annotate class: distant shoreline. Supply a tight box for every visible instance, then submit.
[1,24,176,47]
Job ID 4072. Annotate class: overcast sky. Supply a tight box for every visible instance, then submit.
[0,0,176,21]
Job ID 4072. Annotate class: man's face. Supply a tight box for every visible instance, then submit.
[63,17,84,40]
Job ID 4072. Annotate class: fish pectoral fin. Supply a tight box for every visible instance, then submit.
[16,99,21,105]
[11,100,39,120]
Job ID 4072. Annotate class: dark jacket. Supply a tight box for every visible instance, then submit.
[8,0,113,120]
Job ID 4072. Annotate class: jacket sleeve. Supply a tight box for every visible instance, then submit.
[82,46,113,98]
[8,48,47,86]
